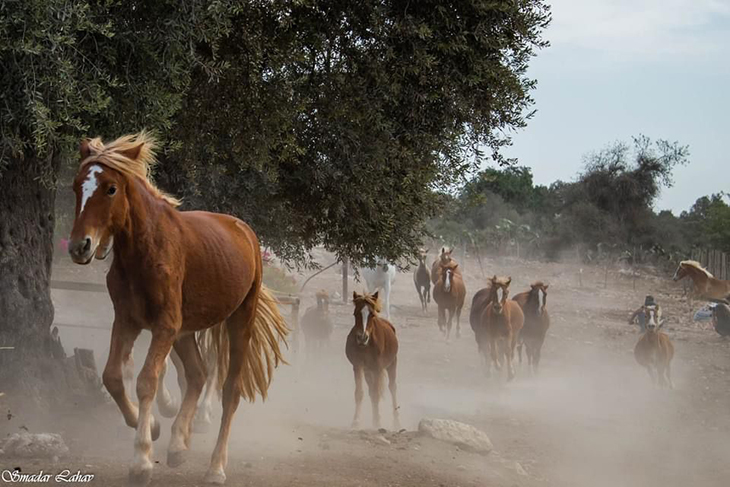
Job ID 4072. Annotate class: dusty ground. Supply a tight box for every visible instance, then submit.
[2,251,730,487]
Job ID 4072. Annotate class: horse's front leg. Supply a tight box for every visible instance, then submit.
[130,327,177,486]
[168,333,207,467]
[364,369,381,429]
[445,307,454,341]
[351,366,364,429]
[102,323,143,432]
[455,306,462,339]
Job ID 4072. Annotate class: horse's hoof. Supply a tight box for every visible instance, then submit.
[167,450,187,468]
[193,419,212,434]
[151,417,161,442]
[128,468,152,487]
[204,469,226,485]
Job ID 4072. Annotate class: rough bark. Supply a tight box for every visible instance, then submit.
[0,154,57,400]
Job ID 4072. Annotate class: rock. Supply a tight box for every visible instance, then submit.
[376,435,391,445]
[514,462,528,476]
[2,433,69,459]
[418,418,493,454]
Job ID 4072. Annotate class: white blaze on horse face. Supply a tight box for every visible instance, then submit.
[539,289,546,312]
[80,165,104,215]
[646,306,657,329]
[361,306,369,334]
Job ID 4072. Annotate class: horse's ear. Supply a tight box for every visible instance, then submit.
[544,284,549,290]
[352,291,359,301]
[79,139,91,159]
[441,247,445,254]
[373,291,379,301]
[506,277,512,287]
[425,248,430,253]
[119,141,144,161]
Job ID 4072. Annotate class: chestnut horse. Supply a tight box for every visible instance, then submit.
[431,246,461,284]
[673,260,730,312]
[634,305,674,388]
[513,282,550,375]
[413,248,431,312]
[432,262,466,340]
[68,132,288,485]
[481,276,524,381]
[346,292,400,430]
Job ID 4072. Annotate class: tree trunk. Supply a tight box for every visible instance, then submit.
[0,155,58,400]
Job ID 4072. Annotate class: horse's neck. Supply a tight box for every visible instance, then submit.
[113,179,175,264]
[686,267,709,287]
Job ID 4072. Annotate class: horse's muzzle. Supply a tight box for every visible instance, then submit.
[68,236,95,264]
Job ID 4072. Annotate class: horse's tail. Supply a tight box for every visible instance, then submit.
[211,285,289,402]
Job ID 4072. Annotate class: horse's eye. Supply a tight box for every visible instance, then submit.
[107,186,117,196]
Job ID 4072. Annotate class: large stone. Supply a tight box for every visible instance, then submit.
[1,433,69,458]
[418,418,493,454]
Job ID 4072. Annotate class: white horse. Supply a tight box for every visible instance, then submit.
[360,258,397,320]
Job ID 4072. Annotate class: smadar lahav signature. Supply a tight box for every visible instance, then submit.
[1,469,95,483]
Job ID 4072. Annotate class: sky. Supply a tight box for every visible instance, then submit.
[504,0,730,214]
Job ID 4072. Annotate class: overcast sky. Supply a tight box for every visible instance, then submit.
[504,0,730,214]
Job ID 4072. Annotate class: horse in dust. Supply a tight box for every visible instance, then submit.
[480,276,524,381]
[361,258,397,320]
[346,292,400,430]
[513,282,550,375]
[432,261,466,340]
[431,246,460,285]
[68,132,288,485]
[301,290,334,357]
[470,283,494,366]
[413,248,431,312]
[634,305,674,388]
[672,260,730,312]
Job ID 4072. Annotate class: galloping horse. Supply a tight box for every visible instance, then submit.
[361,258,397,320]
[68,132,288,485]
[346,292,400,430]
[432,261,466,340]
[513,282,550,375]
[413,248,431,312]
[634,305,674,388]
[481,276,524,381]
[470,282,494,367]
[301,290,334,357]
[673,260,730,311]
[431,246,460,285]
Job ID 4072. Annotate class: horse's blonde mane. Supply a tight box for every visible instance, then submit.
[354,293,382,314]
[491,276,512,287]
[531,281,547,288]
[681,260,714,278]
[79,131,181,207]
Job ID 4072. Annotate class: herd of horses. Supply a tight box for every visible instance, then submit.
[65,132,730,485]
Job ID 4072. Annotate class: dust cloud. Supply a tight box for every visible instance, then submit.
[3,249,729,487]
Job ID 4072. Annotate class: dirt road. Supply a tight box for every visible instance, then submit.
[3,254,729,486]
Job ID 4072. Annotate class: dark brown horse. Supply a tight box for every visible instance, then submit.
[68,132,288,485]
[413,248,431,312]
[432,261,466,340]
[470,283,494,365]
[346,292,400,430]
[301,290,334,357]
[513,282,550,375]
[481,276,524,381]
